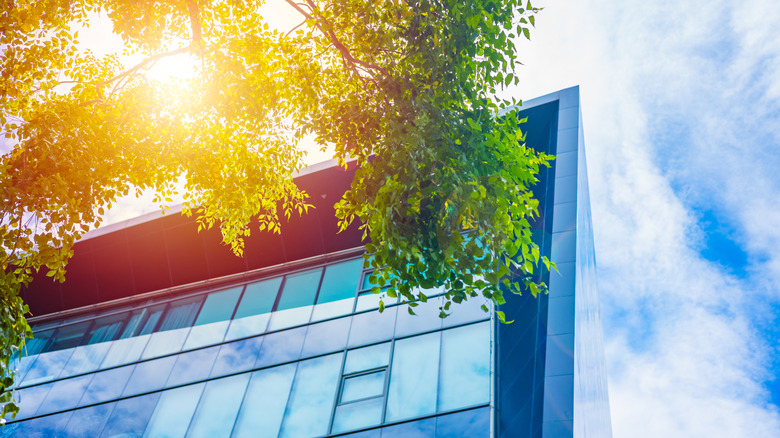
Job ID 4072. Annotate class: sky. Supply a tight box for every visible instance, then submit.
[5,1,780,436]
[506,0,780,436]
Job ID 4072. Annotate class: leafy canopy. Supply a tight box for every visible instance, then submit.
[0,0,549,418]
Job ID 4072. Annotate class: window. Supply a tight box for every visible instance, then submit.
[331,342,391,434]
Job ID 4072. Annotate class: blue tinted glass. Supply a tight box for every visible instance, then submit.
[266,306,312,332]
[341,430,381,438]
[100,392,160,438]
[158,298,202,331]
[144,383,205,438]
[232,364,296,438]
[341,371,385,402]
[348,306,397,348]
[277,268,322,311]
[278,353,343,438]
[63,402,116,437]
[311,259,362,321]
[141,327,190,360]
[194,287,242,326]
[100,335,150,368]
[344,342,391,374]
[8,383,53,420]
[318,259,362,304]
[210,337,263,378]
[79,366,134,407]
[185,373,250,438]
[182,321,229,350]
[60,342,112,377]
[254,327,306,369]
[165,346,220,388]
[394,295,444,338]
[119,310,147,338]
[36,374,93,415]
[137,307,164,336]
[21,410,73,437]
[300,317,351,358]
[121,356,177,397]
[435,407,490,438]
[385,332,440,422]
[380,417,435,438]
[48,321,90,351]
[442,297,489,327]
[87,314,127,344]
[224,312,270,342]
[355,289,396,312]
[25,330,54,356]
[233,278,281,319]
[331,397,383,434]
[21,349,74,385]
[438,322,490,411]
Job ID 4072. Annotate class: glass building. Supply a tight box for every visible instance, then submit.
[2,87,611,438]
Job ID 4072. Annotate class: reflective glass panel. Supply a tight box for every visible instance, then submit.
[20,410,73,438]
[36,373,93,415]
[394,294,443,338]
[355,290,396,312]
[21,349,74,385]
[435,407,490,438]
[121,356,176,397]
[47,321,91,352]
[183,287,242,350]
[8,383,53,420]
[300,317,351,358]
[441,297,489,328]
[24,329,54,356]
[143,383,205,438]
[267,268,321,331]
[165,346,220,387]
[344,342,391,374]
[86,314,127,344]
[60,342,112,377]
[348,306,397,348]
[141,327,190,360]
[100,334,150,368]
[79,366,134,407]
[385,332,440,421]
[210,337,263,378]
[380,417,436,438]
[341,370,386,403]
[232,364,296,438]
[100,392,160,438]
[185,373,250,438]
[311,258,362,321]
[331,397,383,434]
[254,326,306,369]
[63,402,116,437]
[438,322,490,411]
[278,353,343,438]
[225,278,281,341]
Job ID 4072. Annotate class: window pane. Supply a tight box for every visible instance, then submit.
[194,287,242,326]
[348,306,397,348]
[442,298,489,328]
[210,337,263,378]
[278,353,343,438]
[8,383,53,420]
[141,327,190,360]
[36,374,93,415]
[267,269,321,331]
[60,342,112,377]
[435,407,490,438]
[438,322,490,411]
[25,329,54,356]
[47,321,91,352]
[344,342,391,374]
[158,298,202,331]
[254,327,306,369]
[311,259,362,321]
[185,373,250,438]
[300,317,351,358]
[121,356,177,397]
[385,332,440,422]
[80,366,134,407]
[355,290,397,312]
[87,314,127,344]
[224,313,270,342]
[165,346,220,388]
[232,364,296,438]
[20,410,73,437]
[182,321,230,350]
[227,278,279,340]
[100,334,150,368]
[100,392,161,438]
[393,295,443,338]
[331,397,383,434]
[63,402,116,437]
[341,371,386,403]
[143,383,205,438]
[21,349,74,385]
[380,417,436,438]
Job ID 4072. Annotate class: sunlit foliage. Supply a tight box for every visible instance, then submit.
[0,0,548,417]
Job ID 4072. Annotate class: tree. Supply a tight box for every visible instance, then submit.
[0,0,550,418]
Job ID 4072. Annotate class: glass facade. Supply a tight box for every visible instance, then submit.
[3,258,491,437]
[3,86,611,438]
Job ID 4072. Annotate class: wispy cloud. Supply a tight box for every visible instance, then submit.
[512,0,780,435]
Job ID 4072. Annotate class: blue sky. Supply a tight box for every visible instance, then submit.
[6,1,779,436]
[508,0,780,435]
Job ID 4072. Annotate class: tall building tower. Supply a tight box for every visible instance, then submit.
[2,86,611,438]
